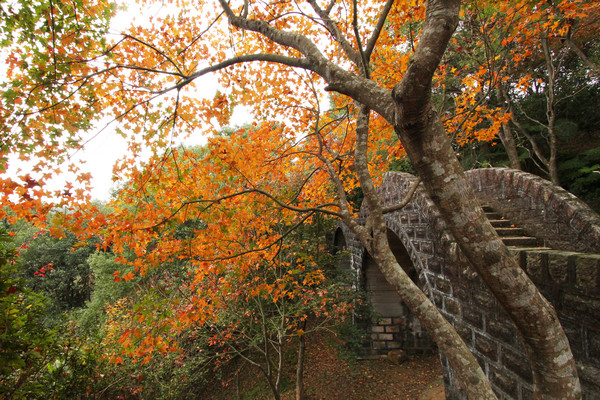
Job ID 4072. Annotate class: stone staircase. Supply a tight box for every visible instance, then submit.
[482,205,543,248]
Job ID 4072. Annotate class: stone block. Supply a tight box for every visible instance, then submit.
[563,293,600,327]
[521,385,534,400]
[578,363,600,397]
[475,333,498,362]
[547,252,570,285]
[462,305,484,331]
[415,227,427,239]
[538,186,553,207]
[371,326,384,333]
[575,254,600,292]
[562,323,585,359]
[379,333,394,341]
[385,325,400,333]
[444,297,461,317]
[444,260,459,280]
[486,319,516,347]
[420,241,433,254]
[524,250,547,282]
[489,364,519,399]
[453,321,473,344]
[453,285,470,302]
[472,288,497,312]
[589,329,600,359]
[378,317,392,325]
[435,277,452,295]
[428,260,443,274]
[501,346,533,382]
[431,292,443,308]
[570,212,593,238]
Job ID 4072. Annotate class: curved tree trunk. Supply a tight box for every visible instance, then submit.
[389,1,581,398]
[347,105,497,399]
[495,88,522,170]
[218,0,582,396]
[394,104,580,399]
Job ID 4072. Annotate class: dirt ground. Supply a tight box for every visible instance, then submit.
[204,332,445,400]
[294,334,444,400]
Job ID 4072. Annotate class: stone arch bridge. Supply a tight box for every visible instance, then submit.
[334,168,600,400]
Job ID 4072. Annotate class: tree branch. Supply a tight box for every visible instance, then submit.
[123,34,185,76]
[382,177,421,214]
[146,189,341,232]
[172,53,311,93]
[364,0,395,60]
[305,0,362,66]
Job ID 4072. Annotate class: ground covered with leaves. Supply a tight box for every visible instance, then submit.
[204,332,444,400]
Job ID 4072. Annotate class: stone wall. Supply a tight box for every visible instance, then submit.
[336,169,600,399]
[466,168,600,254]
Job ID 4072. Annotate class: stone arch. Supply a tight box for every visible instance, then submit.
[360,229,435,355]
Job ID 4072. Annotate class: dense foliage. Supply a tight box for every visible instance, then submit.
[1,0,599,398]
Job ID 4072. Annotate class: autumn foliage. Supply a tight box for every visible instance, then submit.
[1,0,598,397]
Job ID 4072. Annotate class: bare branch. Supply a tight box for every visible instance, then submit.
[364,0,395,60]
[382,177,422,214]
[194,211,316,263]
[325,0,336,15]
[351,0,369,78]
[306,0,362,66]
[173,53,311,93]
[147,189,341,232]
[123,34,185,76]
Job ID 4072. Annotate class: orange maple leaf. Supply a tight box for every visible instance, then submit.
[123,271,135,281]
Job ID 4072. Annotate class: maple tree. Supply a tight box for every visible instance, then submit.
[92,138,357,400]
[2,0,597,398]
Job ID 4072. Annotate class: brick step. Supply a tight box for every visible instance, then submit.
[481,204,540,248]
[500,236,539,247]
[489,219,512,228]
[485,211,503,220]
[494,227,525,237]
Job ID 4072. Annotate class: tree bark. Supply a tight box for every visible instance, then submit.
[390,3,580,398]
[541,35,560,186]
[495,88,522,170]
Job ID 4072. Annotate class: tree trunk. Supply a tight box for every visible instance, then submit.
[542,35,560,186]
[495,89,522,170]
[394,103,580,399]
[349,105,498,399]
[295,331,306,400]
[389,1,581,398]
[218,0,582,396]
